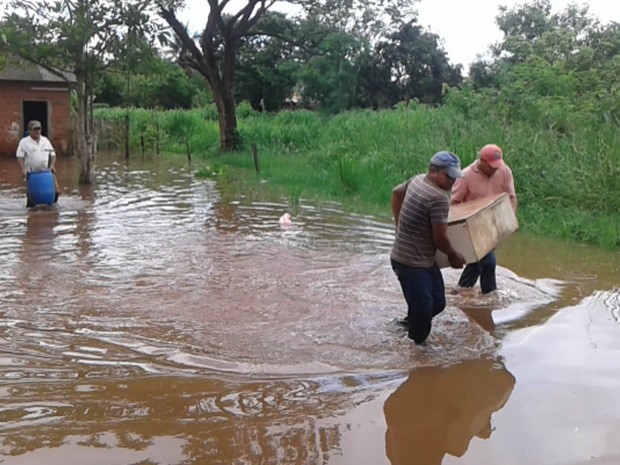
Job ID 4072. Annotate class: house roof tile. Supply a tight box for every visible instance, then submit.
[0,56,76,84]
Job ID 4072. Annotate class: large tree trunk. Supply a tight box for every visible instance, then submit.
[75,71,95,184]
[215,38,240,151]
[212,81,238,151]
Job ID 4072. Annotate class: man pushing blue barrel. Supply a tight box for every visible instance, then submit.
[16,120,59,207]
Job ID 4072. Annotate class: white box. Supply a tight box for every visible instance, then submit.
[436,192,518,268]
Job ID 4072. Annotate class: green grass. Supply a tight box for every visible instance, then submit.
[95,104,620,249]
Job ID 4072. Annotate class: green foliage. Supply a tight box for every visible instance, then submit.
[237,110,323,152]
[363,21,463,107]
[297,30,366,114]
[236,101,258,119]
[202,104,220,122]
[94,59,211,110]
[1,0,161,80]
[235,12,300,112]
[228,2,462,113]
[95,72,125,107]
[470,0,620,127]
[95,107,219,157]
[128,66,200,109]
[195,164,227,178]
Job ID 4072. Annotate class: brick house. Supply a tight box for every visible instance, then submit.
[0,56,76,157]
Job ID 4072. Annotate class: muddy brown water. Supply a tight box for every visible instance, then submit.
[0,155,619,465]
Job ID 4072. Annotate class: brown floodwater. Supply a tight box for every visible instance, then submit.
[0,154,618,465]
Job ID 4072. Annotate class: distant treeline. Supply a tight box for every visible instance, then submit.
[94,0,620,123]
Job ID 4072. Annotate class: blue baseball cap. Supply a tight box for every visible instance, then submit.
[430,151,463,179]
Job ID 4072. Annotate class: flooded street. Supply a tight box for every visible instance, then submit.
[0,154,619,465]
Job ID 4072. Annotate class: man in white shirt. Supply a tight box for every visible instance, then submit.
[16,120,59,207]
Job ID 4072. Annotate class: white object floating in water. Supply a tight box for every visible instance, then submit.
[278,213,292,227]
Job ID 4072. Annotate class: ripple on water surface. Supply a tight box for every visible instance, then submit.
[0,158,559,381]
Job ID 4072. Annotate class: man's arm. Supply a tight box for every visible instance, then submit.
[510,195,518,213]
[450,177,467,205]
[505,168,518,213]
[17,158,26,177]
[430,197,465,268]
[432,222,465,268]
[16,140,27,176]
[391,181,409,228]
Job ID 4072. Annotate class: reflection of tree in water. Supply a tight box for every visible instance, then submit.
[0,376,359,464]
[1,433,64,457]
[384,358,515,465]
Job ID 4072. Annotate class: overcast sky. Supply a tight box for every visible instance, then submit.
[416,0,620,67]
[1,0,618,69]
[176,0,620,68]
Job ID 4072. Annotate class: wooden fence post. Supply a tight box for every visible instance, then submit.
[252,144,260,174]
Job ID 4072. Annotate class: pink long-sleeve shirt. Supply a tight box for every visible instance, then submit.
[451,160,517,211]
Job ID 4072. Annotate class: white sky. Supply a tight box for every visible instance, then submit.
[416,0,620,67]
[1,0,618,69]
[176,0,620,68]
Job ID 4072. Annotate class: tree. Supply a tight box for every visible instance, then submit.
[158,0,265,151]
[493,0,600,66]
[157,0,417,150]
[468,59,501,90]
[354,21,462,108]
[235,12,300,112]
[96,57,209,110]
[1,0,161,184]
[131,60,209,109]
[297,28,365,113]
[455,1,620,128]
[95,71,125,107]
[388,22,461,105]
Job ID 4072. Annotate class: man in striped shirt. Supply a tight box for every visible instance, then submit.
[390,151,466,344]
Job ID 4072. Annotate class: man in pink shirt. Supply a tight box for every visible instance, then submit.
[450,144,517,294]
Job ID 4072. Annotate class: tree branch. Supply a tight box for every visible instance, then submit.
[159,7,212,85]
[243,0,278,33]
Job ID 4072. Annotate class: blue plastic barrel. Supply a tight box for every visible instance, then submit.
[27,170,56,205]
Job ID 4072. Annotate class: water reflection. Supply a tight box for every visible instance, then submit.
[384,358,515,465]
[0,374,390,464]
[25,208,60,241]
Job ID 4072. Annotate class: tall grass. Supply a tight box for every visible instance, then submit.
[95,104,620,249]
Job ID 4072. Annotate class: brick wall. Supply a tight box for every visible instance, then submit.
[0,81,73,157]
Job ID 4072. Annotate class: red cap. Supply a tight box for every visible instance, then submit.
[479,144,504,168]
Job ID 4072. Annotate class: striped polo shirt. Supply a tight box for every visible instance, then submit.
[390,174,450,268]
